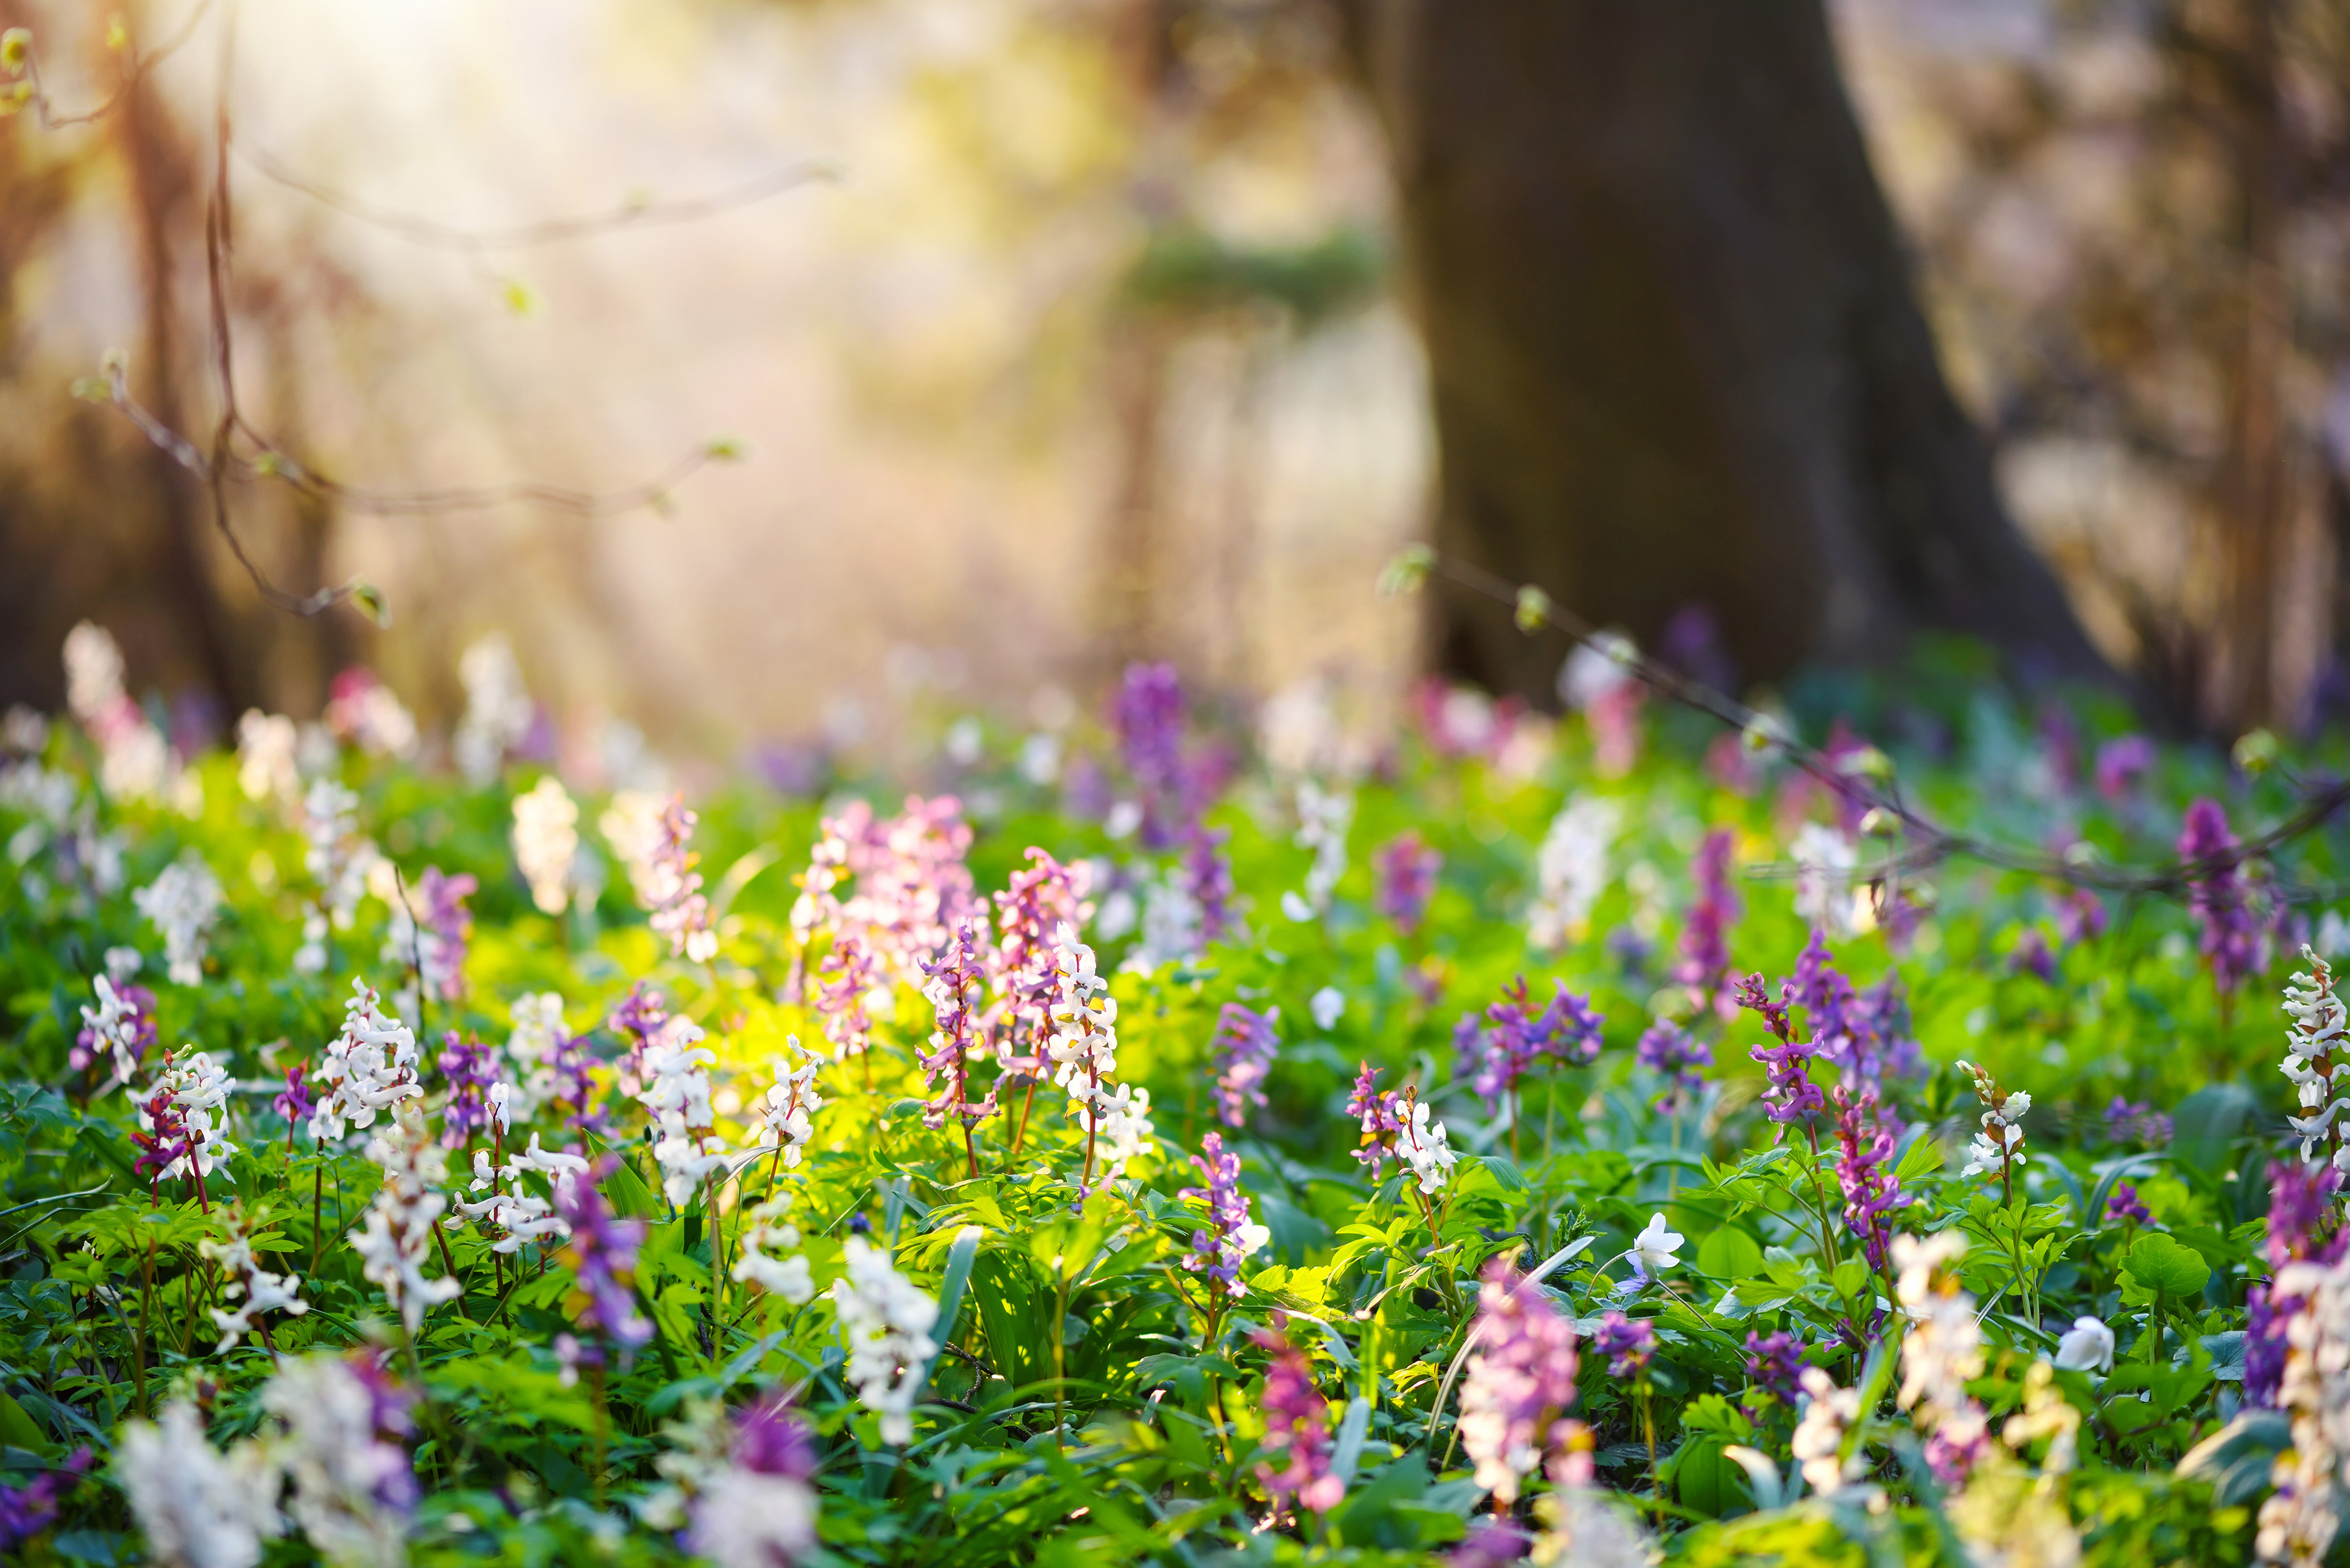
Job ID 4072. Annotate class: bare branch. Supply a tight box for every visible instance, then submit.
[6,0,216,130]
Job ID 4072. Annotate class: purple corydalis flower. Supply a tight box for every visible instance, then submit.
[609,983,671,1093]
[2055,887,2108,947]
[273,1063,315,1128]
[0,1447,90,1553]
[1590,1312,1655,1378]
[71,978,156,1087]
[2246,1162,2344,1408]
[2095,735,2157,802]
[437,1032,502,1147]
[2104,1180,2152,1227]
[1635,1021,1711,1117]
[2011,928,2055,983]
[1743,1331,1805,1407]
[1112,662,1191,849]
[416,868,477,1001]
[1458,1260,1582,1505]
[1209,1002,1279,1129]
[1180,1131,1263,1299]
[1833,1085,1902,1271]
[1183,824,1238,946]
[646,796,716,963]
[1449,1523,1531,1568]
[1738,973,1824,1134]
[1372,831,1443,937]
[556,1156,653,1350]
[1252,1325,1344,1516]
[129,1082,191,1187]
[342,1348,421,1514]
[918,916,997,1133]
[814,929,883,1062]
[1457,978,1605,1110]
[1676,828,1741,1015]
[2179,798,2260,996]
[732,1391,817,1479]
[2102,1098,2172,1151]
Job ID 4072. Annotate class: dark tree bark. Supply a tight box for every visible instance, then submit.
[1340,0,2112,703]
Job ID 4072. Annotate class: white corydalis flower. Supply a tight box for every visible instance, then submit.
[732,1189,816,1305]
[1790,822,1864,939]
[141,1048,240,1183]
[2257,1252,2350,1567]
[447,1133,586,1253]
[453,634,534,786]
[134,855,223,986]
[256,1353,414,1568]
[2282,946,2350,1173]
[1398,1094,1456,1196]
[831,1236,941,1445]
[235,711,300,808]
[503,991,569,1122]
[750,1041,825,1170]
[1791,1366,1864,1496]
[79,972,150,1090]
[599,788,671,906]
[1891,1231,1990,1483]
[643,794,718,963]
[310,981,423,1145]
[512,776,579,916]
[1528,794,1620,951]
[1955,1060,2029,1182]
[1080,1082,1156,1179]
[349,1108,461,1334]
[199,1215,309,1353]
[637,1017,729,1206]
[1294,780,1354,913]
[117,1400,284,1568]
[295,780,377,976]
[688,1466,817,1568]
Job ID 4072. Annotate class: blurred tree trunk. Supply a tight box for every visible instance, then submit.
[1339,0,2112,704]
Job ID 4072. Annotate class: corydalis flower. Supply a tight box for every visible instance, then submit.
[0,1448,89,1555]
[1455,977,1605,1110]
[199,1206,309,1353]
[453,634,534,785]
[1676,827,1741,1016]
[1833,1085,1902,1271]
[2283,946,2350,1173]
[812,928,884,1064]
[383,867,475,1004]
[311,981,424,1144]
[436,1032,504,1148]
[350,1108,461,1335]
[256,1351,416,1568]
[1182,824,1238,947]
[920,917,999,1143]
[1112,662,1192,848]
[1791,1366,1863,1496]
[2104,1180,2152,1227]
[2181,797,2261,996]
[1209,1002,1279,1129]
[2254,1249,2350,1566]
[512,776,579,917]
[832,1237,940,1445]
[644,794,718,963]
[1635,1020,1709,1116]
[1372,831,1442,936]
[1179,1132,1270,1300]
[2247,1162,2342,1408]
[1589,1312,1654,1378]
[1737,973,1823,1135]
[792,796,978,988]
[2102,1097,2172,1150]
[116,1400,283,1568]
[296,779,375,976]
[685,1394,820,1568]
[1955,1060,2029,1187]
[987,848,1093,1073]
[135,1048,238,1196]
[1457,1261,1582,1505]
[1743,1330,1806,1408]
[1347,1064,1457,1195]
[1292,780,1354,915]
[751,1041,825,1172]
[1892,1232,1989,1486]
[135,855,223,987]
[73,972,156,1090]
[731,1188,815,1306]
[557,1156,653,1352]
[1527,795,1618,951]
[1252,1326,1344,1516]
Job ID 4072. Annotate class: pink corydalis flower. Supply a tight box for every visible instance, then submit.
[918,916,998,1136]
[813,928,884,1062]
[1372,831,1443,937]
[556,1156,652,1352]
[1833,1085,1902,1271]
[1738,972,1823,1134]
[414,867,477,1001]
[1251,1325,1344,1517]
[1457,1260,1582,1505]
[1454,977,1603,1111]
[989,848,1093,1071]
[1179,1131,1268,1300]
[646,795,717,963]
[1675,828,1741,1016]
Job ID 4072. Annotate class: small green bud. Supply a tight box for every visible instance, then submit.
[347,580,392,628]
[501,277,536,315]
[1740,715,1785,755]
[1837,745,1894,782]
[105,15,128,52]
[1514,585,1554,633]
[2232,728,2278,776]
[254,451,282,478]
[1858,807,1900,838]
[68,375,108,403]
[704,435,745,462]
[1,29,31,74]
[1377,545,1434,598]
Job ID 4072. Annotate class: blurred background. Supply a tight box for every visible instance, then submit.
[2,0,2347,764]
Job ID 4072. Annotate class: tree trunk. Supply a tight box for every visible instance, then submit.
[1342,0,2112,703]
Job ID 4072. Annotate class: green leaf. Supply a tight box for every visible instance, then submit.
[2170,1085,2256,1181]
[2122,1233,2211,1299]
[1696,1227,1762,1281]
